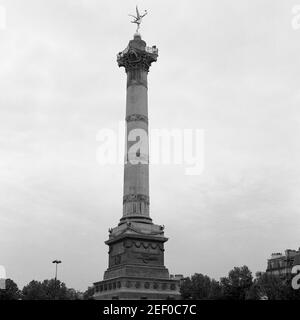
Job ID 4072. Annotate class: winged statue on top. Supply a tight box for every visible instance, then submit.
[129,6,148,33]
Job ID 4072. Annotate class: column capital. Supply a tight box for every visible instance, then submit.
[117,36,158,72]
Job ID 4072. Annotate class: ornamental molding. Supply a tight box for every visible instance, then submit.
[124,240,164,250]
[123,193,149,205]
[117,47,157,72]
[126,114,148,124]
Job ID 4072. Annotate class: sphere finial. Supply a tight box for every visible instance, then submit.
[133,32,141,40]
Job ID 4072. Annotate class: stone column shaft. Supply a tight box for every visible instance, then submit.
[117,33,158,224]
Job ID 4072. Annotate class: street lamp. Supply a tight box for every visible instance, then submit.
[52,260,62,299]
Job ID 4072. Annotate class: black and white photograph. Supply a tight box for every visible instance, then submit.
[0,0,300,314]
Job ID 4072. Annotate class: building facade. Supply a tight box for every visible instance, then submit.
[266,248,300,277]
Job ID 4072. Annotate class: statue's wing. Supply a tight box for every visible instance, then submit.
[141,10,148,18]
[136,6,140,18]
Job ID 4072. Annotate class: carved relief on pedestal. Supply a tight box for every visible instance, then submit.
[136,252,159,264]
[162,283,167,290]
[108,238,165,268]
[114,254,122,265]
[108,242,125,267]
[109,253,123,267]
[128,240,163,265]
[153,282,159,290]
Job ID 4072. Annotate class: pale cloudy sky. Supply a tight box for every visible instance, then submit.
[0,0,300,291]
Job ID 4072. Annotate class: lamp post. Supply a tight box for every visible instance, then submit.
[52,260,61,299]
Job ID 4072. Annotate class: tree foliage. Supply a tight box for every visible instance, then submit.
[83,286,95,300]
[246,273,300,300]
[180,273,222,300]
[220,265,253,300]
[181,266,300,300]
[2,265,299,300]
[181,266,253,300]
[22,279,82,300]
[0,279,21,300]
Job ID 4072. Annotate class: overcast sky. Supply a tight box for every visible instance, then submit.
[0,0,300,291]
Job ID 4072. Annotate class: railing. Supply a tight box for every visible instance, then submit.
[117,46,129,59]
[117,45,158,60]
[145,46,158,55]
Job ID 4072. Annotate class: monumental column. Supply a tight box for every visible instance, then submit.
[93,8,180,300]
[120,32,154,224]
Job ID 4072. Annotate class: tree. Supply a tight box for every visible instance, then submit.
[220,265,253,300]
[190,273,212,299]
[22,279,80,300]
[180,273,222,300]
[22,280,47,300]
[208,279,223,299]
[246,273,300,300]
[65,288,83,300]
[180,277,193,299]
[0,279,21,300]
[179,266,300,300]
[83,286,95,300]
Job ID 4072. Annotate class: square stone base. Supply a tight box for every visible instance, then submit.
[93,276,180,300]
